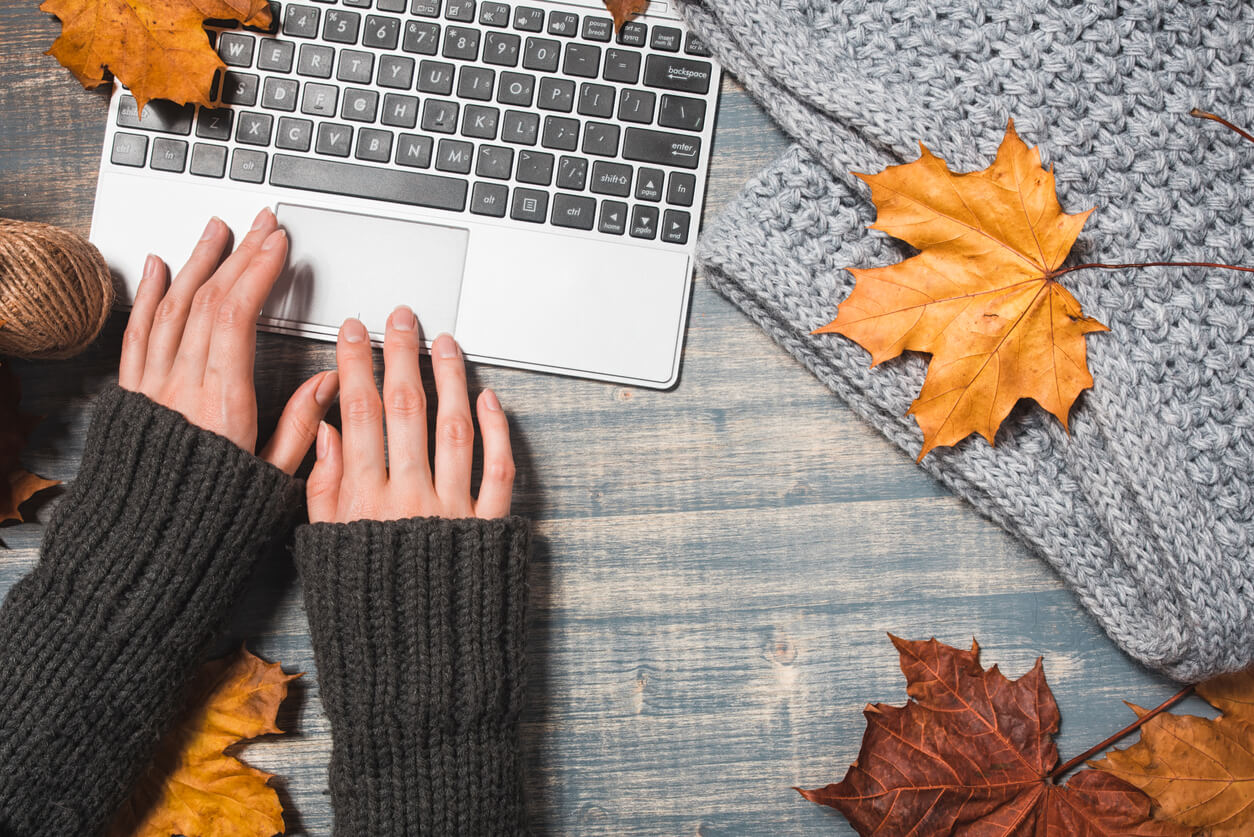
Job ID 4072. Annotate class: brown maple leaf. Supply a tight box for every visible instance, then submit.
[799,636,1188,836]
[41,0,273,111]
[602,0,647,31]
[107,648,299,837]
[815,121,1109,458]
[0,363,58,525]
[1093,669,1254,836]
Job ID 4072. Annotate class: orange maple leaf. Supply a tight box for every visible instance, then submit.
[40,0,273,111]
[107,648,299,837]
[601,0,647,31]
[815,120,1109,458]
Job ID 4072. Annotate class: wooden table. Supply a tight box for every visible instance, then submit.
[0,3,1191,833]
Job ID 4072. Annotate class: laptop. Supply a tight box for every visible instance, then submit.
[89,0,720,388]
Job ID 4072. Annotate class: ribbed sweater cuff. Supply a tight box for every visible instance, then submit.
[0,385,302,836]
[295,516,531,837]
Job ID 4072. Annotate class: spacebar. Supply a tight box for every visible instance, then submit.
[270,155,468,212]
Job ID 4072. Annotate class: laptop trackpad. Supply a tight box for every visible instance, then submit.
[262,203,469,337]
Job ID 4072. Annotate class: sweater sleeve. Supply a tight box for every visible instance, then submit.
[0,386,302,837]
[294,516,531,837]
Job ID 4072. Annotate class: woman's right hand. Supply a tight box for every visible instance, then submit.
[307,306,515,523]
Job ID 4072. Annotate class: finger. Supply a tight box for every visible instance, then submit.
[259,369,339,474]
[141,216,230,385]
[337,317,387,485]
[382,306,433,485]
[474,389,514,518]
[203,227,288,389]
[307,421,344,523]
[431,333,474,505]
[118,254,167,390]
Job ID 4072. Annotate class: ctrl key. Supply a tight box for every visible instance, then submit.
[110,132,148,167]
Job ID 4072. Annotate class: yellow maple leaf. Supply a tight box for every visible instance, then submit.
[108,648,299,837]
[40,0,273,111]
[815,120,1109,458]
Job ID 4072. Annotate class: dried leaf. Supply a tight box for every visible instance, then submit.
[799,636,1187,836]
[0,363,58,525]
[40,0,273,111]
[815,121,1109,458]
[602,0,647,31]
[108,648,299,837]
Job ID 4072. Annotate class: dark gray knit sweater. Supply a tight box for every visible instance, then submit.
[0,386,530,836]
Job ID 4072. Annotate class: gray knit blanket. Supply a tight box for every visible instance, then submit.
[674,0,1254,681]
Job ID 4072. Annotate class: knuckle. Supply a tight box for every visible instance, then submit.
[153,297,182,325]
[345,392,383,425]
[213,298,248,329]
[193,283,225,312]
[122,324,148,347]
[485,458,515,484]
[385,384,426,418]
[438,414,474,447]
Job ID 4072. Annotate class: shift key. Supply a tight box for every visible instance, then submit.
[642,54,712,94]
[623,128,702,170]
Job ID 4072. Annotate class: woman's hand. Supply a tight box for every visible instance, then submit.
[307,307,514,523]
[119,209,339,474]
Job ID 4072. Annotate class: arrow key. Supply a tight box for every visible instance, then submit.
[630,204,659,239]
[635,166,663,202]
[661,209,690,244]
[599,200,627,235]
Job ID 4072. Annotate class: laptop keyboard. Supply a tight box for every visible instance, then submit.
[107,0,716,246]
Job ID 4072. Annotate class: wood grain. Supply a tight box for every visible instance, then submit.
[0,4,1188,834]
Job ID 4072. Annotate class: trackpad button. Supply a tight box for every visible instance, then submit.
[263,203,468,336]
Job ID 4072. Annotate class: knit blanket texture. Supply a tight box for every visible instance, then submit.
[672,0,1254,681]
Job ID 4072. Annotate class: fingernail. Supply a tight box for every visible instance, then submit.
[261,228,285,251]
[434,333,459,358]
[482,389,501,411]
[316,421,329,459]
[392,305,416,331]
[200,217,221,240]
[251,207,272,230]
[142,253,158,281]
[342,318,367,343]
[315,370,339,407]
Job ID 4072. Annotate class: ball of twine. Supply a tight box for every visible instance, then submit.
[0,218,115,360]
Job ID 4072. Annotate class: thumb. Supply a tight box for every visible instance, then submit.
[259,370,338,474]
[307,420,344,523]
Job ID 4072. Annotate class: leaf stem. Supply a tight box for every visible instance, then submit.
[1047,684,1194,782]
[1049,261,1254,281]
[1189,108,1254,145]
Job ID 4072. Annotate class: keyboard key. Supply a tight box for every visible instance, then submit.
[316,122,353,155]
[555,155,586,190]
[603,48,640,83]
[563,43,600,77]
[196,106,233,140]
[661,208,690,243]
[501,109,539,144]
[510,188,547,222]
[378,0,407,10]
[355,127,394,161]
[684,32,711,56]
[582,122,619,156]
[537,77,574,111]
[301,82,338,115]
[476,144,513,178]
[363,14,400,48]
[483,31,520,66]
[411,0,441,16]
[270,153,467,209]
[630,204,658,238]
[658,93,706,131]
[666,171,695,206]
[262,77,300,110]
[236,111,274,144]
[634,166,663,200]
[297,43,335,77]
[617,89,654,123]
[445,0,475,20]
[245,1,281,35]
[650,26,681,51]
[257,38,295,71]
[541,115,578,150]
[577,82,614,117]
[381,92,419,127]
[622,127,700,168]
[551,193,595,229]
[190,142,228,177]
[522,37,559,71]
[479,1,509,26]
[344,0,373,8]
[422,98,459,132]
[222,71,260,105]
[471,181,509,216]
[462,104,500,138]
[598,199,626,234]
[111,132,147,166]
[323,9,361,43]
[497,71,534,105]
[283,4,320,38]
[617,21,646,46]
[643,54,711,93]
[589,160,631,196]
[276,116,314,149]
[516,149,553,184]
[341,87,379,121]
[218,32,256,66]
[582,16,611,41]
[443,26,480,59]
[458,66,495,99]
[418,60,455,93]
[436,138,474,172]
[403,20,440,54]
[547,10,577,36]
[397,133,434,166]
[512,6,543,31]
[230,148,268,182]
[378,54,415,88]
